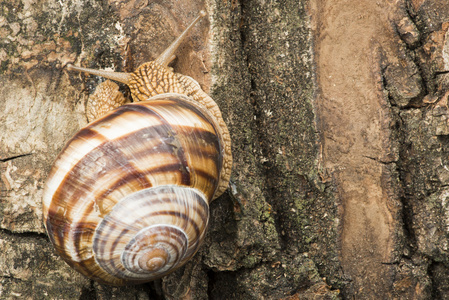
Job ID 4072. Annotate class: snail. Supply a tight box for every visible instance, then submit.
[42,11,232,286]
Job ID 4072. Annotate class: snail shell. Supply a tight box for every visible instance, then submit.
[42,11,232,286]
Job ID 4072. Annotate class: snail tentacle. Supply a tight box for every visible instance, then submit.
[155,10,207,67]
[67,64,132,85]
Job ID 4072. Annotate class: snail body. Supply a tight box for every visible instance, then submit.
[42,11,232,286]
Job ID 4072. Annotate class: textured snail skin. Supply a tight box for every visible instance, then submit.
[43,94,225,285]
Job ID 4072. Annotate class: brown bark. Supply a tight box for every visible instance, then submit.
[1,0,449,299]
[313,1,404,297]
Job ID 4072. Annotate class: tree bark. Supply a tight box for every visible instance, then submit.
[1,0,449,299]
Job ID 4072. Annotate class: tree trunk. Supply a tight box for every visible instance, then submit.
[1,0,449,299]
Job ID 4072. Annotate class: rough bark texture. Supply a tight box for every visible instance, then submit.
[1,0,449,299]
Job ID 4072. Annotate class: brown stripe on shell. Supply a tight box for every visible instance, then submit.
[57,127,100,156]
[72,220,97,258]
[42,127,105,218]
[147,210,202,240]
[173,124,221,155]
[45,214,72,258]
[193,169,220,188]
[60,253,104,282]
[98,163,189,204]
[87,99,163,126]
[46,216,106,282]
[47,201,102,279]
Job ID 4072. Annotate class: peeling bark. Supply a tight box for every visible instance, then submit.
[313,1,404,298]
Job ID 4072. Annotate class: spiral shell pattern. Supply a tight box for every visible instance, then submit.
[42,94,224,285]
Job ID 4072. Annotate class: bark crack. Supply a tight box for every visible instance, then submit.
[0,227,48,240]
[237,0,287,252]
[0,153,32,162]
